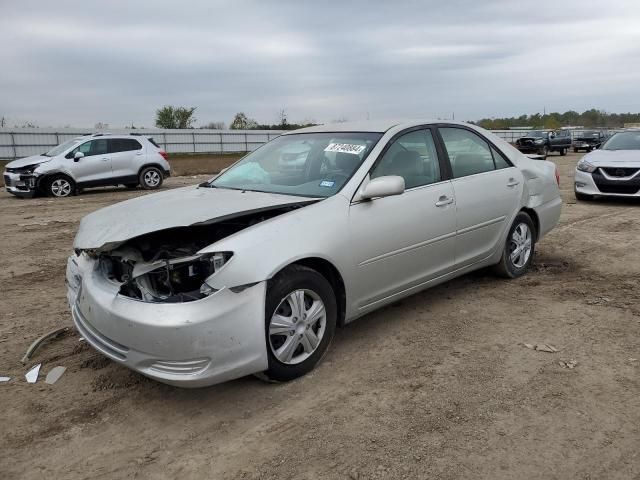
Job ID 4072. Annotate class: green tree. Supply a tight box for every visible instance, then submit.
[229,112,258,129]
[155,106,197,129]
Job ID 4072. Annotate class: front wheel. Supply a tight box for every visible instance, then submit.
[260,265,337,382]
[560,148,567,156]
[493,212,535,278]
[139,166,163,190]
[47,175,75,198]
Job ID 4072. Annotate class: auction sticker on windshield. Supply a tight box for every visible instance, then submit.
[324,143,366,155]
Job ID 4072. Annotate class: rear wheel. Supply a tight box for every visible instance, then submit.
[493,212,535,279]
[573,148,579,153]
[139,167,163,190]
[47,175,75,198]
[259,265,337,383]
[560,148,567,156]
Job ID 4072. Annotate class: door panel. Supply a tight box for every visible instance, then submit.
[451,168,522,266]
[69,139,111,183]
[349,182,456,308]
[437,126,522,267]
[109,139,143,179]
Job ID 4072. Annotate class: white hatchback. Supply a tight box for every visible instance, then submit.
[3,133,171,198]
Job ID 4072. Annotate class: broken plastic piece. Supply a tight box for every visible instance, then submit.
[0,376,10,382]
[21,327,69,364]
[25,364,41,383]
[45,366,66,384]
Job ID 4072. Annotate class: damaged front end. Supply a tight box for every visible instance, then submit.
[101,249,232,303]
[80,205,304,303]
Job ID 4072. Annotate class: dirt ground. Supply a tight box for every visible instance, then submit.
[1,152,639,480]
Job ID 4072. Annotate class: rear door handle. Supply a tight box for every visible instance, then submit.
[507,178,520,187]
[101,157,109,162]
[435,195,454,207]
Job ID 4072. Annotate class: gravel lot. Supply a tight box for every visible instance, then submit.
[1,152,639,479]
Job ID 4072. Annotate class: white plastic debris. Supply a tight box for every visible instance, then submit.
[25,364,41,383]
[0,376,10,382]
[45,366,66,385]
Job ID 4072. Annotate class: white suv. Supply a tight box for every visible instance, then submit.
[3,133,171,198]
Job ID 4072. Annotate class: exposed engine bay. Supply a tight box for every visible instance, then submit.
[94,206,302,303]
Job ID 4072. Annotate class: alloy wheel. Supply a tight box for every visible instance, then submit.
[268,289,327,365]
[509,223,532,268]
[51,178,72,197]
[144,170,161,187]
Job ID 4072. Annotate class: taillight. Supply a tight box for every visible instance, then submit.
[159,150,168,160]
[555,166,560,186]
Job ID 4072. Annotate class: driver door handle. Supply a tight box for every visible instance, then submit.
[435,195,454,207]
[101,157,109,162]
[507,178,520,187]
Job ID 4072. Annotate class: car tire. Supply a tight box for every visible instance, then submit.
[259,265,337,383]
[560,148,567,156]
[573,148,579,153]
[493,212,536,279]
[47,174,75,198]
[574,190,593,201]
[139,166,163,190]
[538,146,549,158]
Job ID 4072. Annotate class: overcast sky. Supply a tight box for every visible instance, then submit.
[1,0,640,128]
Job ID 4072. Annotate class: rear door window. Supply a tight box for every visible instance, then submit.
[109,139,142,153]
[439,128,496,178]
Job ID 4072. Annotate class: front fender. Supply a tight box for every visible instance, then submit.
[200,195,353,290]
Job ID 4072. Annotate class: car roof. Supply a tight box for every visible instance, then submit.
[72,133,151,141]
[285,119,459,134]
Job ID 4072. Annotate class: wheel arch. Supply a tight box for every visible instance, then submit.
[138,163,166,177]
[275,257,347,328]
[520,207,540,241]
[36,171,75,194]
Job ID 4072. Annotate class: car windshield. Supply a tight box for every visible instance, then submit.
[602,132,640,151]
[527,131,546,138]
[210,132,382,197]
[44,138,81,157]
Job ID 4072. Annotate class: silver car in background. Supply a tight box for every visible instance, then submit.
[3,133,170,198]
[66,120,562,387]
[574,130,640,200]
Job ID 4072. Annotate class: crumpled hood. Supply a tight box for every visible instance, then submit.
[5,155,51,169]
[74,185,317,251]
[583,149,640,167]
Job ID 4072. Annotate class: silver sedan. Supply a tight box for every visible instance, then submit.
[574,130,640,200]
[66,120,562,387]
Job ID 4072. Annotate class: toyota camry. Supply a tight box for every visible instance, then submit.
[66,120,562,387]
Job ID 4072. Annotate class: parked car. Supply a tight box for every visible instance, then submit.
[572,130,607,152]
[574,130,640,200]
[66,120,562,387]
[3,133,170,198]
[515,130,572,157]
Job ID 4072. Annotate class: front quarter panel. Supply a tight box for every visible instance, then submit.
[199,194,353,295]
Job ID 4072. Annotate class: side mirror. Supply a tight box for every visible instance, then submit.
[359,175,405,201]
[74,151,84,162]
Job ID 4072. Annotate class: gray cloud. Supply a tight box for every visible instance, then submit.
[1,0,639,127]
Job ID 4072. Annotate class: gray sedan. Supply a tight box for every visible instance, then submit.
[66,120,562,387]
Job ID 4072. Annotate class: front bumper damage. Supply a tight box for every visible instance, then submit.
[66,254,268,387]
[4,171,38,197]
